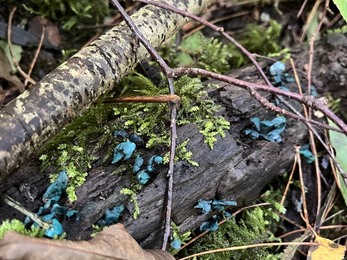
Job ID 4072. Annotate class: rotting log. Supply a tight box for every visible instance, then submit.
[0,0,215,177]
[0,60,307,248]
[1,30,347,250]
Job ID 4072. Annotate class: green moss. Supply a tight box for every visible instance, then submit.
[90,224,107,238]
[237,20,282,56]
[160,20,282,71]
[120,187,141,219]
[0,219,45,239]
[327,25,347,34]
[115,73,230,151]
[161,31,234,73]
[328,95,347,121]
[180,207,282,260]
[22,0,109,31]
[40,103,121,202]
[169,222,192,254]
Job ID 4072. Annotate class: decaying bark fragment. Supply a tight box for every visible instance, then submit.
[0,0,215,178]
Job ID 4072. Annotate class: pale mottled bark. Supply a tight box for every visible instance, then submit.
[0,0,215,178]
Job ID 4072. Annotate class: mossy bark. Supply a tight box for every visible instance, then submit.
[0,60,307,248]
[0,0,215,178]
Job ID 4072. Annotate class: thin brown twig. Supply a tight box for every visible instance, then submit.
[280,152,297,207]
[25,26,45,87]
[307,0,330,96]
[178,242,319,260]
[109,0,178,250]
[320,12,341,34]
[299,0,323,43]
[7,6,36,85]
[322,208,345,224]
[296,146,310,228]
[291,58,323,230]
[279,213,306,230]
[169,67,347,134]
[182,10,250,39]
[279,228,307,239]
[103,94,181,103]
[305,0,330,229]
[297,0,309,17]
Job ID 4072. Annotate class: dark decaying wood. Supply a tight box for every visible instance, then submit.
[1,32,347,249]
[0,0,215,177]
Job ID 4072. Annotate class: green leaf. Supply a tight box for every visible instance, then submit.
[328,119,347,206]
[0,40,22,72]
[333,0,347,23]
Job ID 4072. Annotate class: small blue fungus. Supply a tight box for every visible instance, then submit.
[24,206,46,226]
[200,215,220,232]
[147,155,163,173]
[270,61,285,83]
[129,133,144,144]
[114,129,129,139]
[23,216,30,226]
[270,61,285,76]
[51,204,68,216]
[66,210,81,221]
[137,170,151,185]
[133,155,144,173]
[299,145,315,163]
[251,117,261,132]
[310,86,317,96]
[41,213,55,222]
[170,238,182,250]
[269,61,294,84]
[112,140,136,164]
[45,219,64,238]
[50,204,80,221]
[321,155,329,169]
[98,205,124,227]
[244,116,286,143]
[195,199,212,214]
[223,211,232,218]
[283,73,294,82]
[43,170,68,200]
[44,196,61,209]
[212,199,237,211]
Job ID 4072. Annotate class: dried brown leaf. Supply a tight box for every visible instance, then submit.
[0,224,175,260]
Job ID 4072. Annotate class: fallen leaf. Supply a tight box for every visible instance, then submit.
[307,235,345,260]
[281,229,311,260]
[328,119,347,206]
[0,39,23,74]
[0,223,175,260]
[0,46,25,105]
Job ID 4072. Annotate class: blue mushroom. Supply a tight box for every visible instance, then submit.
[133,155,144,173]
[112,132,144,164]
[137,170,151,185]
[112,140,136,164]
[129,133,143,144]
